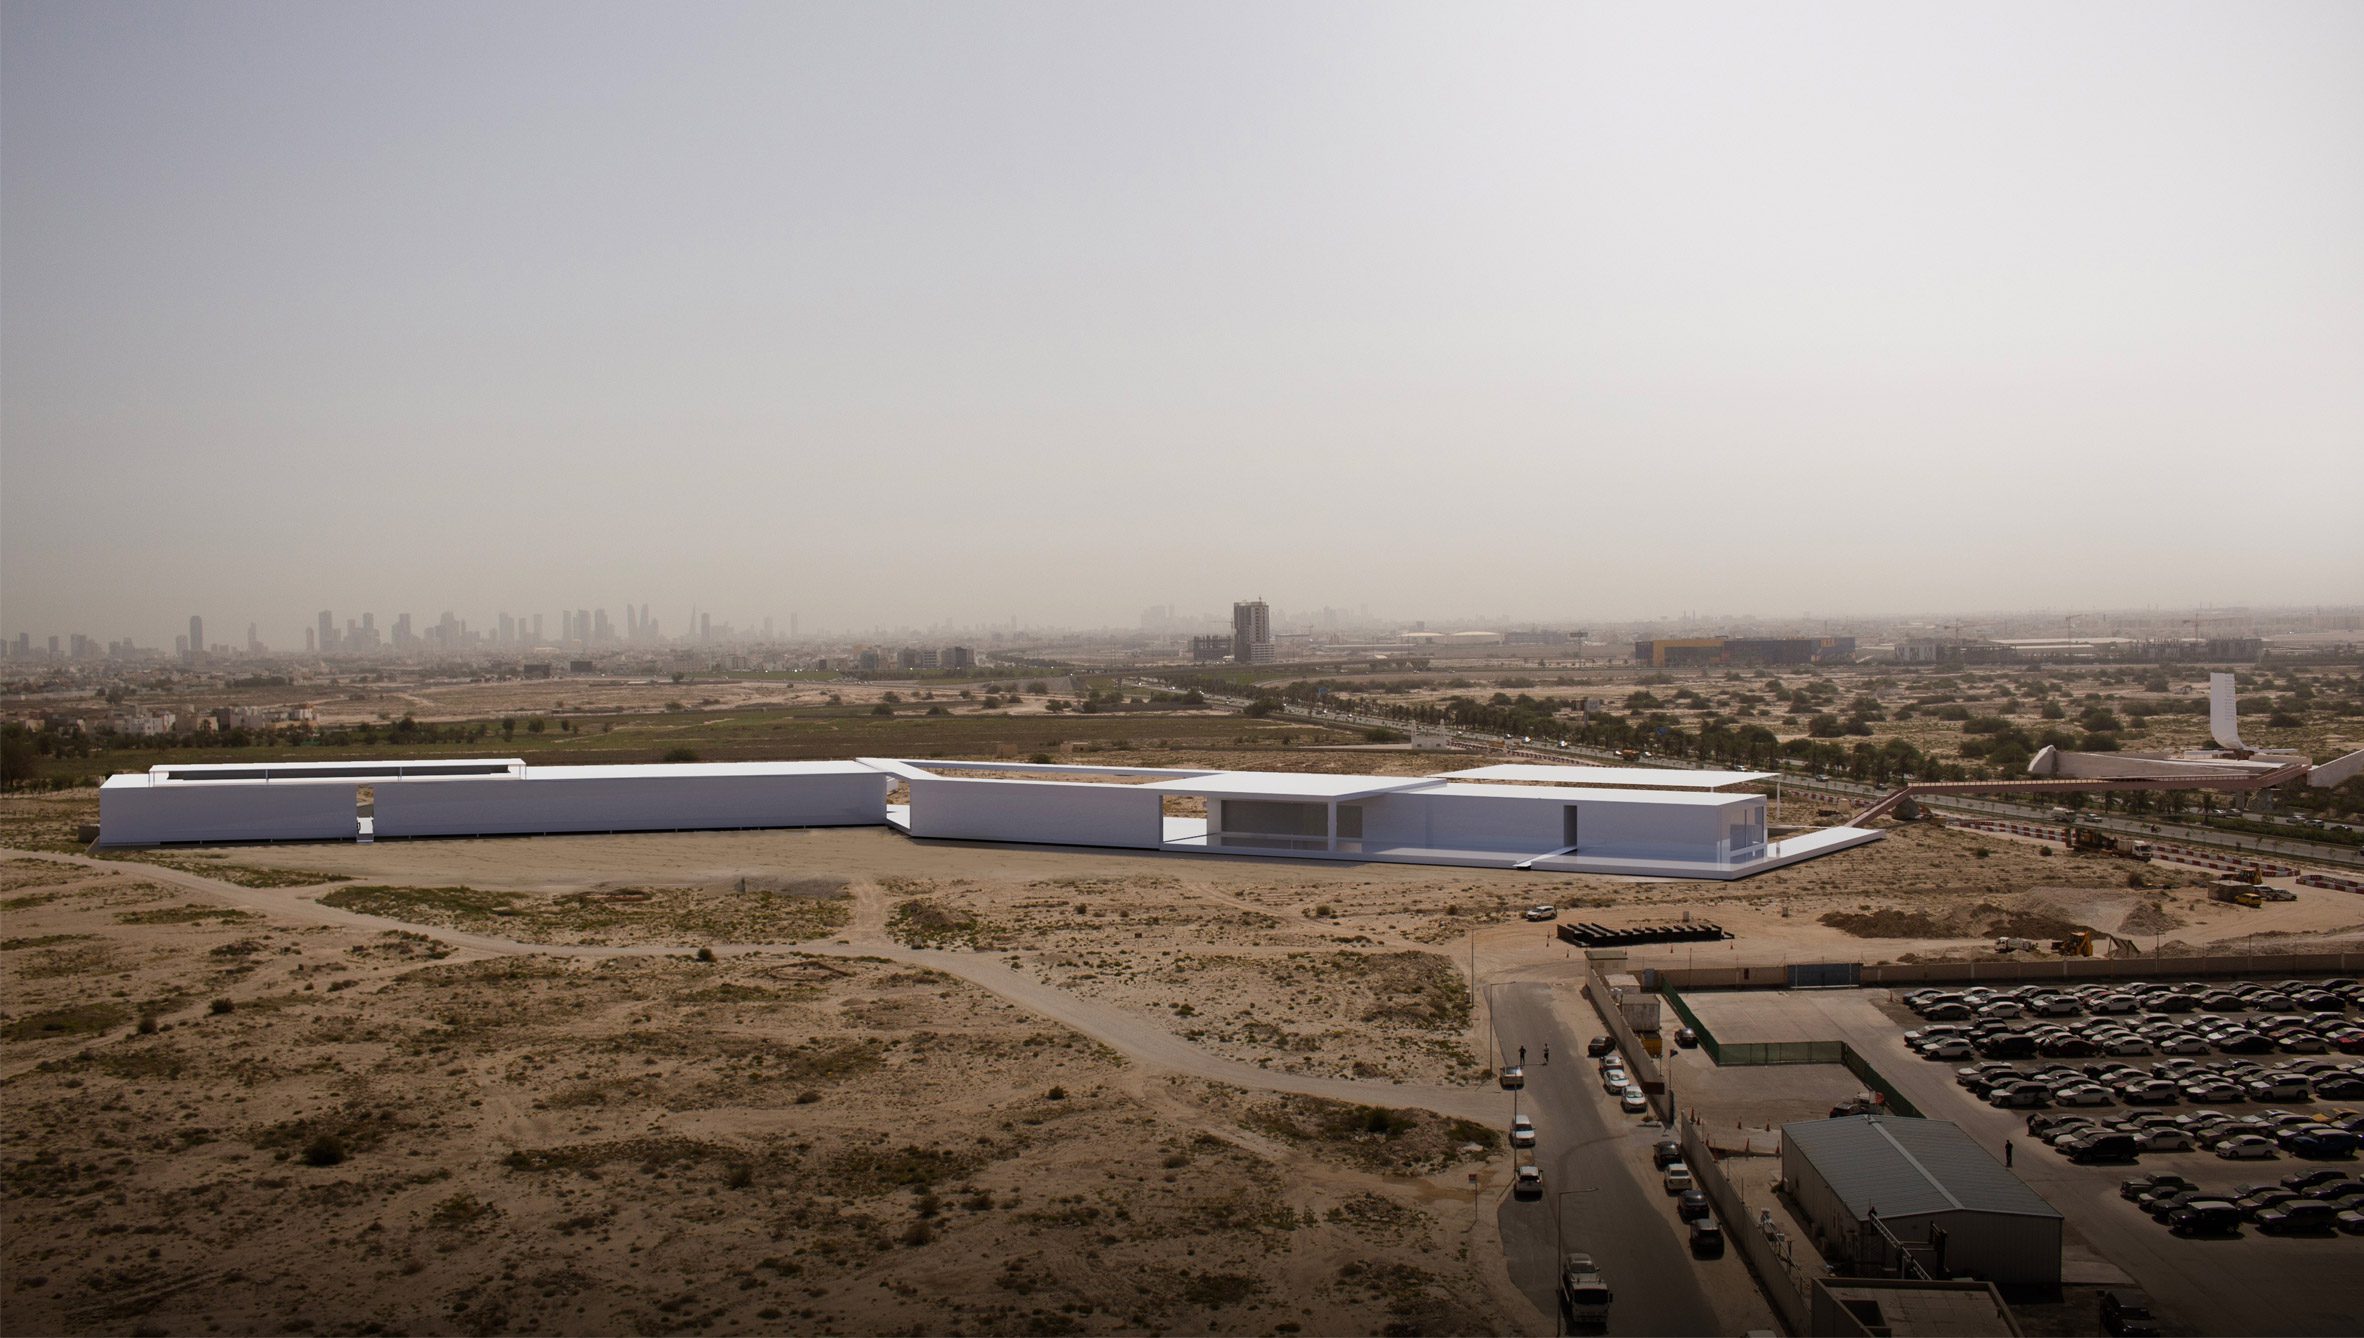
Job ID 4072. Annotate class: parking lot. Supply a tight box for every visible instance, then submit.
[1681,978,2364,1337]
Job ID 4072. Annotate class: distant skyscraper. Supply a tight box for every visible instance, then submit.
[247,622,262,653]
[187,615,203,660]
[317,610,335,653]
[699,612,712,643]
[1232,599,1272,664]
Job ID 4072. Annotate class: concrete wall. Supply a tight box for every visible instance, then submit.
[1647,948,2364,991]
[99,782,359,845]
[1360,789,1738,858]
[906,777,1160,850]
[373,770,888,837]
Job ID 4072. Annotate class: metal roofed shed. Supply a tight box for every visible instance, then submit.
[1781,1116,2062,1288]
[1436,763,1773,790]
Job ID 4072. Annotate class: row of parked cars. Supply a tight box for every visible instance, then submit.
[2120,1167,2364,1236]
[1911,1005,2363,1062]
[2028,1103,2363,1163]
[1957,1054,2364,1112]
[1651,1139,1725,1257]
[1906,979,2362,1023]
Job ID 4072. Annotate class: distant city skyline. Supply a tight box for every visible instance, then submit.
[5,5,2360,639]
[8,595,2358,663]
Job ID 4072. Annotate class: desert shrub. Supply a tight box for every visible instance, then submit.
[302,1135,347,1167]
[662,746,700,763]
[694,946,717,963]
[208,998,235,1015]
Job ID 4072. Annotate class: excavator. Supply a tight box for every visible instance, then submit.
[2053,929,2142,957]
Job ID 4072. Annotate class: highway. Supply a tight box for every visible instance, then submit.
[1488,982,1719,1336]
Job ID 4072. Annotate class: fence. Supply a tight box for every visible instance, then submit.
[1661,986,1719,1064]
[1661,987,1921,1115]
[1645,947,2364,992]
[1838,1045,1922,1118]
[1680,1115,1810,1335]
[1580,958,1666,1118]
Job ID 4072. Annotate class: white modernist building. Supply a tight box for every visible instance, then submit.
[97,756,1877,880]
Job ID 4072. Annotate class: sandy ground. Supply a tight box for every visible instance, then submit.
[6,749,2360,1336]
[0,821,1538,1337]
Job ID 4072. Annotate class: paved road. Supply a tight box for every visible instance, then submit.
[1490,983,1719,1336]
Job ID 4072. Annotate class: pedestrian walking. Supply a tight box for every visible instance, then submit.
[1542,1043,1550,1065]
[2004,1139,2014,1168]
[1519,1045,1527,1066]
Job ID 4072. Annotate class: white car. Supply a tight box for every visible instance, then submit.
[2215,1135,2280,1160]
[1515,1164,1544,1198]
[1522,905,1558,922]
[1602,1068,1629,1094]
[2055,1085,2115,1107]
[2139,1128,2195,1152]
[1663,1163,1693,1194]
[1511,1115,1537,1148]
[1620,1088,1649,1115]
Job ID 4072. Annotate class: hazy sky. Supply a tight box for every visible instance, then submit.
[5,1,2360,645]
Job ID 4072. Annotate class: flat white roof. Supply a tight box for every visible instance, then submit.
[1425,781,1760,807]
[517,761,884,782]
[1136,771,1439,801]
[874,758,1218,781]
[1436,763,1772,789]
[153,757,525,776]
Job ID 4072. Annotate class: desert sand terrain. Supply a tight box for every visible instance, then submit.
[6,746,2359,1336]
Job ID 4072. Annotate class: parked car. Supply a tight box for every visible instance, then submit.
[1587,1035,1616,1058]
[2138,1128,2195,1152]
[1510,1115,1536,1149]
[2170,1200,2242,1235]
[2281,1128,2360,1159]
[1523,905,1558,922]
[1602,1071,1629,1096]
[2101,1288,2161,1338]
[1514,1164,1544,1198]
[1653,1139,1683,1169]
[1500,1065,1525,1090]
[2121,1173,2194,1202]
[2217,1135,2280,1160]
[1688,1218,1725,1257]
[1676,1188,1711,1221]
[1663,1163,1694,1194]
[2256,1200,2339,1234]
[1674,1026,1699,1049]
[1620,1088,1650,1115]
[1920,1039,1975,1061]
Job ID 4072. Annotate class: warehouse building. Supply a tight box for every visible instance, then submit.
[1782,1116,2062,1289]
[99,758,890,845]
[96,757,1879,881]
[1633,636,1856,667]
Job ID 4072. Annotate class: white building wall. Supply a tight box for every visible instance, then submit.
[907,777,1160,850]
[99,781,360,845]
[373,770,888,837]
[1357,790,1742,859]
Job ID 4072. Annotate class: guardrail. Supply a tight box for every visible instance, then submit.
[2298,871,2364,895]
